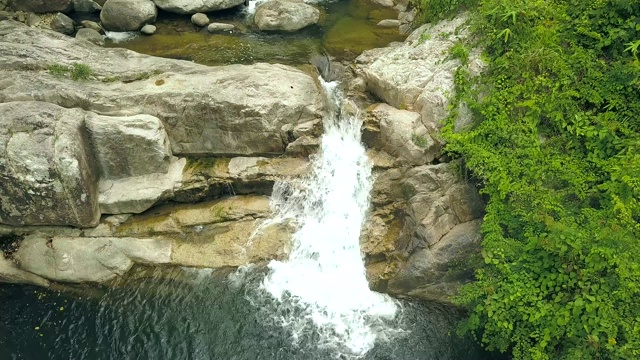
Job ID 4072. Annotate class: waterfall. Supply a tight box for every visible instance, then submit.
[259,80,399,357]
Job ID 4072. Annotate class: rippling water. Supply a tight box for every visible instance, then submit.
[1,266,490,360]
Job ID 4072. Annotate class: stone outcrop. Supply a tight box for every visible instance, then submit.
[355,14,485,133]
[151,0,245,14]
[361,162,484,303]
[254,0,320,32]
[0,21,324,157]
[100,0,157,31]
[0,102,100,228]
[15,235,172,283]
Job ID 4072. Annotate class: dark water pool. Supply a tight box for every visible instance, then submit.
[1,266,492,360]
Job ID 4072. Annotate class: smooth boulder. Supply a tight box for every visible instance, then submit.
[73,0,102,12]
[75,27,105,45]
[254,0,320,32]
[0,102,100,227]
[100,0,157,31]
[152,0,244,14]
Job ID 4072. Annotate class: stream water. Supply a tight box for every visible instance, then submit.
[95,0,405,66]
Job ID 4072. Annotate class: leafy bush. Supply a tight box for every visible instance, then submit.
[415,0,640,358]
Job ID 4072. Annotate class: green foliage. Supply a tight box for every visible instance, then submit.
[70,63,92,81]
[412,0,478,24]
[411,133,429,148]
[48,63,68,76]
[48,63,93,81]
[415,0,640,358]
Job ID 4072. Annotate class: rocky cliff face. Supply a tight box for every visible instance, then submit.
[0,16,483,304]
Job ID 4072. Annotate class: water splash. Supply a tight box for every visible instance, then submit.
[260,79,399,357]
[104,31,138,44]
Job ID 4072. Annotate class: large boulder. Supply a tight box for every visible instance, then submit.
[50,12,75,35]
[254,0,320,32]
[0,21,324,157]
[151,0,245,14]
[8,0,72,13]
[73,0,102,12]
[362,162,485,303]
[0,102,100,228]
[100,0,157,31]
[14,235,172,283]
[356,14,485,131]
[0,256,50,287]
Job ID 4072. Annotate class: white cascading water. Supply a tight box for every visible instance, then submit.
[259,80,399,357]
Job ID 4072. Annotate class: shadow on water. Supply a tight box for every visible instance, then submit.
[88,0,405,66]
[0,265,494,360]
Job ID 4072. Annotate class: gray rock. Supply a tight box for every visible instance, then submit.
[80,20,103,33]
[9,0,72,13]
[356,14,475,127]
[388,220,483,303]
[0,11,10,20]
[377,19,400,27]
[14,235,172,283]
[0,256,50,287]
[26,12,40,26]
[0,102,100,227]
[152,0,244,14]
[191,12,209,26]
[255,0,320,32]
[98,158,185,214]
[368,103,440,166]
[140,23,156,34]
[100,0,157,31]
[207,22,234,32]
[75,27,105,45]
[85,114,172,180]
[371,0,393,6]
[0,21,324,157]
[50,12,74,35]
[73,0,101,12]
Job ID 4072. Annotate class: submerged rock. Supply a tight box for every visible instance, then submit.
[254,0,320,32]
[100,0,157,31]
[151,0,245,14]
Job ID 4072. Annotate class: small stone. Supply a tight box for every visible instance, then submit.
[15,11,26,22]
[50,12,75,35]
[140,24,156,35]
[207,22,234,32]
[80,20,103,34]
[76,28,105,46]
[191,12,209,27]
[377,19,400,28]
[26,12,40,26]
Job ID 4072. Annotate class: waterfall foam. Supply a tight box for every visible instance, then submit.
[259,79,399,357]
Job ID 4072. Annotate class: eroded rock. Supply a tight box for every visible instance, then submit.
[9,0,72,13]
[152,0,245,14]
[0,102,100,228]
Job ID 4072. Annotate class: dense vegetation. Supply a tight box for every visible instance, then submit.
[414,0,640,358]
